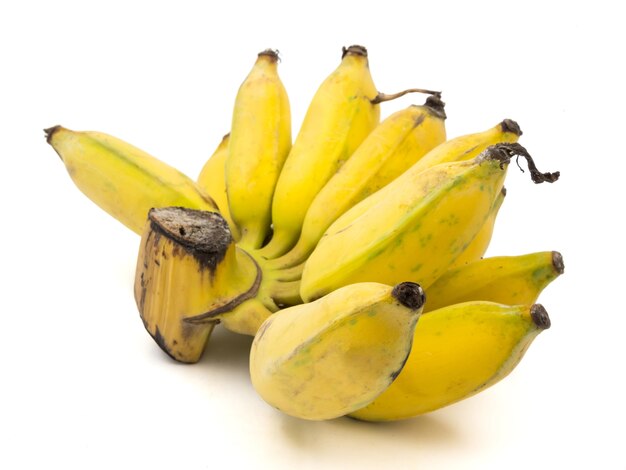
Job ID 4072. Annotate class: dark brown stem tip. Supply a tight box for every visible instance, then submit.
[481,143,560,184]
[424,95,447,120]
[552,251,565,274]
[392,282,426,311]
[342,45,368,58]
[500,119,523,136]
[258,49,280,62]
[531,304,551,330]
[501,186,507,197]
[44,126,61,144]
[148,207,232,253]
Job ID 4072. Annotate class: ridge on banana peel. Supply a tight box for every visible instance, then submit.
[45,126,219,234]
[300,143,559,302]
[349,301,551,421]
[249,282,426,421]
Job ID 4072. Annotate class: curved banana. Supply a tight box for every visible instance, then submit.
[424,251,564,312]
[257,45,380,259]
[350,301,551,421]
[301,143,558,302]
[300,146,511,302]
[197,133,240,240]
[46,126,218,234]
[268,96,447,270]
[308,119,522,245]
[227,50,292,250]
[134,207,260,362]
[250,282,425,420]
[447,186,507,269]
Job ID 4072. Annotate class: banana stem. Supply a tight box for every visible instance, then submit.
[372,88,442,105]
[269,261,305,282]
[480,143,560,184]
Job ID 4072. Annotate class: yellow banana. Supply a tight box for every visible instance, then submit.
[312,119,522,236]
[227,50,292,250]
[134,207,261,363]
[257,45,380,259]
[46,126,218,234]
[301,143,559,302]
[197,133,240,240]
[447,186,506,269]
[424,251,564,312]
[350,301,551,421]
[250,282,425,420]
[268,96,447,270]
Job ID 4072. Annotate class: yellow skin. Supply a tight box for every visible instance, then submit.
[448,186,506,269]
[319,120,521,234]
[424,251,564,313]
[46,126,218,234]
[134,208,260,363]
[227,50,292,250]
[267,101,447,270]
[350,301,551,421]
[258,46,380,259]
[249,282,425,420]
[300,152,510,302]
[197,133,240,240]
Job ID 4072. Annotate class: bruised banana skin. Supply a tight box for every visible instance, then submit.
[317,120,522,236]
[424,251,564,313]
[250,282,425,420]
[350,302,551,421]
[46,126,218,235]
[258,45,380,259]
[300,147,512,302]
[197,133,240,240]
[268,97,447,270]
[134,208,260,363]
[448,186,507,269]
[227,50,292,250]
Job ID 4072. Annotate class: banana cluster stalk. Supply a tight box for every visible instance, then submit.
[48,43,565,423]
[250,282,426,420]
[134,207,261,363]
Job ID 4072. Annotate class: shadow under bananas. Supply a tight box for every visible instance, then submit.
[279,411,464,452]
[198,326,254,370]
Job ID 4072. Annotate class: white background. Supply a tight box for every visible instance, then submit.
[1,1,624,469]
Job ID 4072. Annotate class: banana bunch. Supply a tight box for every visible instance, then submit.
[47,44,563,421]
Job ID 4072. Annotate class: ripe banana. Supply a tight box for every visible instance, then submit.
[300,144,514,302]
[197,133,240,240]
[268,96,447,270]
[134,207,260,363]
[257,45,381,259]
[424,251,564,312]
[306,119,523,244]
[447,186,506,269]
[46,126,218,234]
[350,301,551,421]
[250,282,425,420]
[226,50,292,250]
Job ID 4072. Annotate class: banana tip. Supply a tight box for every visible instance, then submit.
[342,45,368,58]
[531,304,551,330]
[500,119,522,137]
[552,251,565,274]
[424,95,447,120]
[44,125,61,144]
[392,282,426,311]
[258,49,280,62]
